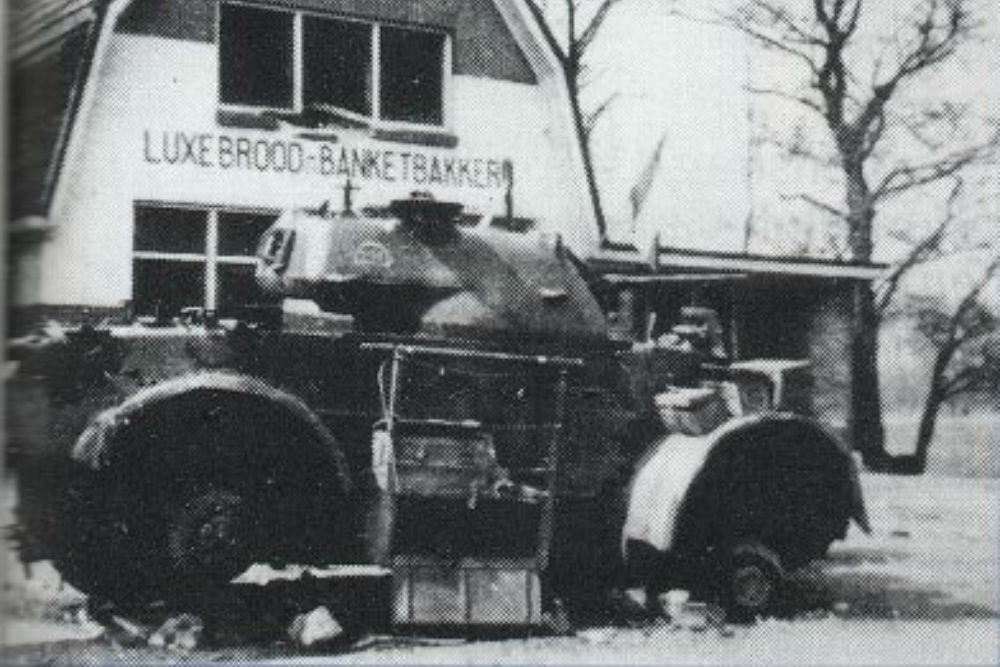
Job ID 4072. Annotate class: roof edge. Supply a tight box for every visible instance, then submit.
[590,245,887,281]
[44,0,136,224]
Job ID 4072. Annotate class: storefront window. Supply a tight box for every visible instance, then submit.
[132,205,278,318]
[132,260,206,319]
[218,3,447,126]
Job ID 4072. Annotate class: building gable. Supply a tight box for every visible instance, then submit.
[116,0,536,83]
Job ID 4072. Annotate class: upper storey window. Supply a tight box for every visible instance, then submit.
[380,27,445,125]
[218,3,448,128]
[303,16,371,116]
[219,5,294,109]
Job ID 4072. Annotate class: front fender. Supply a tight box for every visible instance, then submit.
[622,412,868,556]
[70,371,351,494]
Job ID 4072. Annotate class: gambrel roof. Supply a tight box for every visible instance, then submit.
[9,0,103,224]
[11,0,99,64]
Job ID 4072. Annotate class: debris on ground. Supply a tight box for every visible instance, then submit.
[148,613,204,652]
[543,598,573,635]
[605,587,658,625]
[104,615,154,648]
[831,601,851,616]
[673,601,710,631]
[2,473,997,664]
[286,606,343,648]
[659,589,690,620]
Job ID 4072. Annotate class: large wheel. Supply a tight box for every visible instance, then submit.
[50,389,353,608]
[53,455,344,607]
[53,474,265,607]
[717,540,784,621]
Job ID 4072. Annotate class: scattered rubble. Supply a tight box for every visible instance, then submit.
[660,589,690,620]
[287,606,344,648]
[148,613,204,652]
[832,601,851,616]
[105,615,153,647]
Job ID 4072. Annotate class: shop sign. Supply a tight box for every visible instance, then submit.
[142,129,509,190]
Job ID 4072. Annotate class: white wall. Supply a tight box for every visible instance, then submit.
[37,30,596,306]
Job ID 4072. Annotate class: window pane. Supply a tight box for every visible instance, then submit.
[219,4,294,108]
[217,211,278,256]
[134,206,207,254]
[133,259,205,317]
[217,263,267,317]
[303,17,371,115]
[380,27,444,125]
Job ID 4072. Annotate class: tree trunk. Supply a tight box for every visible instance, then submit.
[850,282,888,468]
[912,386,945,475]
[842,160,888,468]
[564,67,609,242]
[911,343,957,473]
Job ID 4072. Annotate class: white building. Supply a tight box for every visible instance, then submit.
[10,0,599,322]
[10,0,887,429]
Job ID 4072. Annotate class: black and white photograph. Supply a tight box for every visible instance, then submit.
[2,0,998,663]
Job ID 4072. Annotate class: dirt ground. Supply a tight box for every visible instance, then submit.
[2,417,998,665]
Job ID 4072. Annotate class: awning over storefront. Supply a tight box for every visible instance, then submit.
[590,243,886,282]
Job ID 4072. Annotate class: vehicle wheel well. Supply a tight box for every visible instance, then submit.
[85,386,348,497]
[673,418,855,570]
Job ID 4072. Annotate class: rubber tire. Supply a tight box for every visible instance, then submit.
[719,540,784,622]
[53,475,262,607]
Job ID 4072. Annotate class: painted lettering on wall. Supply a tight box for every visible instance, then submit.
[142,129,507,189]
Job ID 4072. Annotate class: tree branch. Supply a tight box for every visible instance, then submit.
[952,256,1000,328]
[565,0,578,72]
[726,9,821,75]
[875,178,963,314]
[748,1,826,46]
[744,85,824,115]
[524,0,567,64]
[942,358,999,399]
[577,0,623,61]
[583,92,620,140]
[853,0,970,137]
[932,256,1000,372]
[873,140,996,200]
[783,192,849,219]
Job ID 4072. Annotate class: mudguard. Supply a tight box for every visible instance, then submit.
[70,371,352,494]
[622,413,869,555]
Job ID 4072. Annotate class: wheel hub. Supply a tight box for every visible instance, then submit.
[169,490,251,581]
[192,509,240,567]
[731,564,773,610]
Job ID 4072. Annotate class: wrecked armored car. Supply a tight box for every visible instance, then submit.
[7,196,868,626]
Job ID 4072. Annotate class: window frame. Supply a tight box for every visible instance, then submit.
[217,2,297,111]
[216,1,452,131]
[132,201,280,315]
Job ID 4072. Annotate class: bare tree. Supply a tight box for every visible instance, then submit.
[728,0,998,469]
[526,0,628,241]
[899,256,1000,473]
